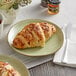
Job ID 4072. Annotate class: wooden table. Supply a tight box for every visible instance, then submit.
[29,62,76,76]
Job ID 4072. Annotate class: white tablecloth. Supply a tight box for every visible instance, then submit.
[0,0,76,69]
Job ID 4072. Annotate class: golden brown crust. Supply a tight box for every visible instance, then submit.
[13,22,56,49]
[39,22,56,41]
[13,23,45,49]
[0,61,20,76]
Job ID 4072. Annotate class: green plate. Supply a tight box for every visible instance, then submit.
[8,19,64,56]
[0,55,30,76]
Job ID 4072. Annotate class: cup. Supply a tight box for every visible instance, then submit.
[0,12,4,38]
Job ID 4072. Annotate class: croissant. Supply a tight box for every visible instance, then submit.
[39,22,56,41]
[13,22,56,49]
[0,61,20,76]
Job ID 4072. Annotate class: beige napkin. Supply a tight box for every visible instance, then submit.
[63,25,76,64]
[53,24,76,68]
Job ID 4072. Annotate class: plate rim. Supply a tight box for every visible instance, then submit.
[7,19,64,57]
[0,54,30,76]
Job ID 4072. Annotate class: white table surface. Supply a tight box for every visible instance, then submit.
[17,0,76,76]
[1,0,76,76]
[16,0,76,26]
